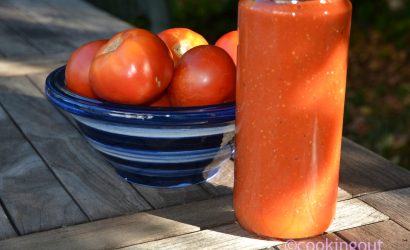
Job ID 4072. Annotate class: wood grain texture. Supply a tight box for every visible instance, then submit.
[1,0,128,49]
[0,21,41,58]
[28,73,214,209]
[134,185,211,209]
[360,187,410,230]
[130,198,388,250]
[0,106,87,235]
[0,76,151,221]
[0,1,72,54]
[340,138,410,196]
[125,223,280,250]
[276,234,346,250]
[0,194,391,249]
[327,198,389,232]
[43,0,131,33]
[0,53,67,77]
[0,205,16,240]
[337,220,410,250]
[0,196,234,250]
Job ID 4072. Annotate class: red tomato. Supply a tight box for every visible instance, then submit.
[168,45,236,107]
[90,29,174,105]
[158,28,208,65]
[215,30,238,65]
[149,93,171,107]
[65,40,107,99]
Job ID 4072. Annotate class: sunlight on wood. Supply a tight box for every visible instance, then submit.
[0,53,68,76]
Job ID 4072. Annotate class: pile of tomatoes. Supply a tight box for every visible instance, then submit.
[65,28,238,107]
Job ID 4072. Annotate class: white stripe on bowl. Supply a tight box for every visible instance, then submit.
[85,137,233,163]
[73,115,235,138]
[111,161,222,177]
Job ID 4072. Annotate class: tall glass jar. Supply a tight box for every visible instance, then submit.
[234,0,352,239]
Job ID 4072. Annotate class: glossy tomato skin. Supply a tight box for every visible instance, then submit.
[168,45,236,107]
[149,93,171,107]
[65,39,107,99]
[90,29,174,105]
[158,28,208,65]
[215,30,238,65]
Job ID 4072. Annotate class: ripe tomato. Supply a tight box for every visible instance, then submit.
[90,29,174,105]
[215,30,238,65]
[149,93,171,107]
[158,28,208,65]
[65,39,107,99]
[168,45,236,107]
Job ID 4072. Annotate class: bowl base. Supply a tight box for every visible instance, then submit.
[116,166,221,188]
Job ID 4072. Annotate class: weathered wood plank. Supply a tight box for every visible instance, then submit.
[0,52,68,77]
[43,0,131,33]
[129,198,387,250]
[2,0,122,49]
[0,1,72,54]
[0,204,17,240]
[360,187,410,230]
[0,76,151,221]
[327,198,388,232]
[124,223,280,250]
[337,220,410,250]
[0,196,234,250]
[340,138,410,196]
[0,194,390,250]
[28,72,214,209]
[148,196,234,230]
[0,21,41,58]
[0,106,87,235]
[134,185,211,209]
[276,234,346,250]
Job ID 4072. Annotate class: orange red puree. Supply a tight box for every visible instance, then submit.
[234,0,352,239]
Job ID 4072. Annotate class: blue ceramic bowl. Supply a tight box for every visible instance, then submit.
[45,66,235,188]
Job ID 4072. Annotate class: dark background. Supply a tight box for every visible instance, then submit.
[87,0,410,169]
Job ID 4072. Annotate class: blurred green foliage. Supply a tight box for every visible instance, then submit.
[87,0,410,168]
[87,0,238,42]
[167,0,237,43]
[346,0,410,168]
[351,0,410,49]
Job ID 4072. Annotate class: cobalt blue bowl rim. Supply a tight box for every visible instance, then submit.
[46,66,236,126]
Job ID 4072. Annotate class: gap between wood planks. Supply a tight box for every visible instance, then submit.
[0,195,18,238]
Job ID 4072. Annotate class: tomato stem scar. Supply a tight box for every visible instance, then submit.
[103,37,123,54]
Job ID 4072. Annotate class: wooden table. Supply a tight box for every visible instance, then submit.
[0,1,409,249]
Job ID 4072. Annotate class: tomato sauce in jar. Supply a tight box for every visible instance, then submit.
[234,0,352,239]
